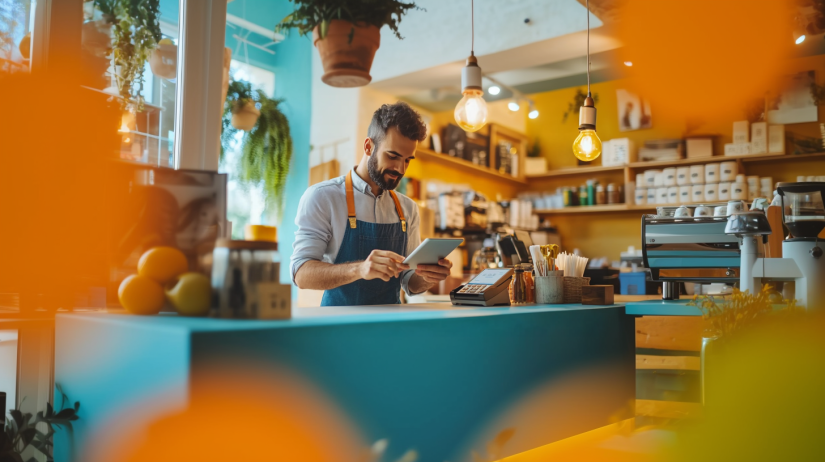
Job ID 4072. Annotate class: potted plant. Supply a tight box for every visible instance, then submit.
[225,80,260,131]
[92,0,162,109]
[277,0,421,88]
[221,80,293,216]
[688,285,800,405]
[148,38,177,80]
[1,385,80,462]
[524,139,547,175]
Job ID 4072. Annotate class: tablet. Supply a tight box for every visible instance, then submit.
[403,238,463,269]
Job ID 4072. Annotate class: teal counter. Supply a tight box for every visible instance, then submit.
[54,303,634,462]
[624,299,703,316]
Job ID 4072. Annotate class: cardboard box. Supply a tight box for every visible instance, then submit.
[768,124,785,154]
[751,122,767,154]
[603,138,636,166]
[724,143,751,156]
[733,120,750,144]
[686,138,713,159]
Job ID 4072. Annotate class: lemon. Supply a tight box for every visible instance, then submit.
[118,275,165,315]
[138,247,188,284]
[165,272,212,317]
[159,38,174,46]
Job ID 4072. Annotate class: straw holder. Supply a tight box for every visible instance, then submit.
[562,277,591,303]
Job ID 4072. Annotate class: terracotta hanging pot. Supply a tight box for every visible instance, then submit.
[313,20,380,88]
[231,101,260,131]
[148,43,178,80]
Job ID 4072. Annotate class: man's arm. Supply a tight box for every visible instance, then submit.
[294,250,409,290]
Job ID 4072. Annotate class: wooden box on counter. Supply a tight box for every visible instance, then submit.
[581,285,614,305]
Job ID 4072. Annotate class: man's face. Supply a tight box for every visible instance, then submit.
[367,126,417,191]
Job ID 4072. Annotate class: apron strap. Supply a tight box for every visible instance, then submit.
[388,191,407,233]
[345,170,407,233]
[345,171,357,229]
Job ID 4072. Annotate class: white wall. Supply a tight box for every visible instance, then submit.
[0,331,18,409]
[309,52,360,174]
[370,0,601,82]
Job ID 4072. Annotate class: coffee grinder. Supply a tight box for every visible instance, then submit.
[727,183,824,308]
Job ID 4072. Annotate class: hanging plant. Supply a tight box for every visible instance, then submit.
[93,0,162,110]
[562,87,599,123]
[277,0,422,87]
[224,80,260,131]
[221,80,293,217]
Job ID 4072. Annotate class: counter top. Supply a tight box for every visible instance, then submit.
[65,302,623,331]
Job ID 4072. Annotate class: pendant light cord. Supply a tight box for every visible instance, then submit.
[586,0,591,95]
[471,0,474,54]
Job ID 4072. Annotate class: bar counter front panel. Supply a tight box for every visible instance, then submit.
[54,303,634,462]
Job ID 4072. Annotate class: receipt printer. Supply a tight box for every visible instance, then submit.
[450,268,513,306]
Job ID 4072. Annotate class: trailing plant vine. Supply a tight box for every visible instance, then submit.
[221,80,293,218]
[93,0,162,109]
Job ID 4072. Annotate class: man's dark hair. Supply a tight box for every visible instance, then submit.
[367,101,427,150]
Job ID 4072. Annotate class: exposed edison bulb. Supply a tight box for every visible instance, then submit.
[572,129,602,161]
[454,89,488,132]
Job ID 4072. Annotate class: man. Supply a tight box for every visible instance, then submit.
[291,102,452,306]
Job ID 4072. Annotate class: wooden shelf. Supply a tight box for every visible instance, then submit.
[627,152,825,170]
[526,164,626,179]
[415,148,526,185]
[535,204,631,214]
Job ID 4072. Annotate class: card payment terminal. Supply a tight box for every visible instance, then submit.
[450,268,514,306]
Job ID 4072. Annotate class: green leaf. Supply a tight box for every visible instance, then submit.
[20,428,37,448]
[10,410,24,428]
[54,408,76,420]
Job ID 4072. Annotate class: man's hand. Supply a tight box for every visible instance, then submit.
[359,250,410,282]
[414,258,452,284]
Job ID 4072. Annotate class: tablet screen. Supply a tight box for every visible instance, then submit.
[468,269,510,285]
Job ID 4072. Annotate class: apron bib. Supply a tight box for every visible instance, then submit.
[320,172,408,306]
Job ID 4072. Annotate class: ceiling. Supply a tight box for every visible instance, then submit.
[365,0,625,112]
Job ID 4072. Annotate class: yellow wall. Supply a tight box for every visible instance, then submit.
[520,54,825,259]
[527,54,825,170]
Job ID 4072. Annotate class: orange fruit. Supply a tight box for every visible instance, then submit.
[137,247,188,283]
[118,275,165,315]
[165,272,212,317]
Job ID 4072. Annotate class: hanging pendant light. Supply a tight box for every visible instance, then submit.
[454,0,488,132]
[572,0,602,162]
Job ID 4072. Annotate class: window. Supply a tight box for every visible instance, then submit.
[222,59,275,239]
[0,0,34,73]
[80,1,180,167]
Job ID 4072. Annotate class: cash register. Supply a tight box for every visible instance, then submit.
[450,268,514,306]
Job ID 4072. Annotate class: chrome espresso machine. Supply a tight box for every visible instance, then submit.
[642,213,742,300]
[641,183,825,309]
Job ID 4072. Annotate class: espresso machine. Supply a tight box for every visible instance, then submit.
[642,214,742,300]
[728,183,825,308]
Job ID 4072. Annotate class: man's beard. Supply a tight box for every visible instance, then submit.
[368,153,403,191]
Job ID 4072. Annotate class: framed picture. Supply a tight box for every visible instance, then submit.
[617,89,652,131]
[430,133,442,153]
[768,71,818,124]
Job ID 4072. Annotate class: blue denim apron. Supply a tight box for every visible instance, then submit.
[320,172,408,306]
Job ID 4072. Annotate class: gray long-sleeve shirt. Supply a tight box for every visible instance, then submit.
[290,168,421,295]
